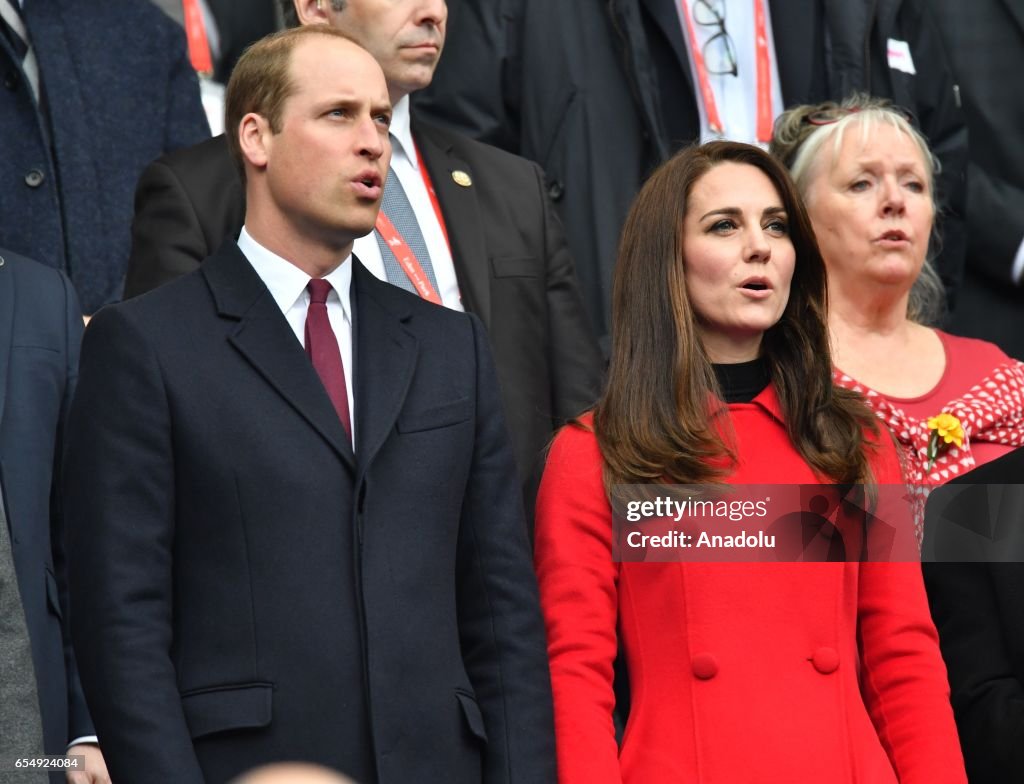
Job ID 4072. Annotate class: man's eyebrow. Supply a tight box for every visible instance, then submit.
[314,95,356,109]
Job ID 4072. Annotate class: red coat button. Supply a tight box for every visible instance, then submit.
[692,653,719,680]
[811,647,840,674]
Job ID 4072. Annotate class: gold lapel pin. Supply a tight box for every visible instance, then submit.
[451,170,472,187]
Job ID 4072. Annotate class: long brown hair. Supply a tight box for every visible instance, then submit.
[594,141,879,491]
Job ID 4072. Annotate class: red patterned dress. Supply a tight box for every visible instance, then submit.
[834,330,1024,536]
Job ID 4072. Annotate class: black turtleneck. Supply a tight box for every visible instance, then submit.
[713,357,770,404]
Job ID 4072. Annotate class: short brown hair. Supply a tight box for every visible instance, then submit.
[224,25,354,180]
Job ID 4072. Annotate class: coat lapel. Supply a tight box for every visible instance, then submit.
[350,262,417,474]
[203,242,355,469]
[637,0,691,81]
[771,0,826,104]
[999,0,1024,40]
[25,1,103,239]
[0,255,13,429]
[819,0,869,99]
[411,119,491,328]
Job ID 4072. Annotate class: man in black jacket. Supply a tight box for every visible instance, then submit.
[932,0,1024,359]
[416,0,968,344]
[923,445,1024,783]
[0,0,209,316]
[150,0,280,83]
[126,0,602,517]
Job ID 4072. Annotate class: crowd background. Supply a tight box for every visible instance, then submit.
[1,0,1020,355]
[417,0,1024,360]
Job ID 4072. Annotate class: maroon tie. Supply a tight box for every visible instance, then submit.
[305,279,352,441]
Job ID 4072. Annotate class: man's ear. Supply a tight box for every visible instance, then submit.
[238,113,272,172]
[294,0,332,26]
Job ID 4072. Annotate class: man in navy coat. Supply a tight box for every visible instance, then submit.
[0,248,108,781]
[0,0,209,314]
[124,0,603,522]
[66,26,554,784]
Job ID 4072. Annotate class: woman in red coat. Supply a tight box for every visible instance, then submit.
[534,141,967,783]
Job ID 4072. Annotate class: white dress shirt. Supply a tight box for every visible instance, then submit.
[675,0,784,147]
[2,0,40,102]
[238,228,356,446]
[196,0,222,136]
[353,96,464,311]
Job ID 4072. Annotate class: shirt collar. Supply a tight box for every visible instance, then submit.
[709,380,785,424]
[237,227,353,324]
[389,95,416,170]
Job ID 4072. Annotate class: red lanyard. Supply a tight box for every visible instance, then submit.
[416,145,451,254]
[680,0,774,143]
[752,0,772,143]
[182,0,214,77]
[373,143,452,306]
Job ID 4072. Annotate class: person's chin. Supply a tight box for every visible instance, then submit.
[349,220,378,240]
[866,259,920,287]
[394,64,438,92]
[326,209,377,243]
[740,313,782,335]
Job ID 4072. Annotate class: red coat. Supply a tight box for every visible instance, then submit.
[535,386,967,783]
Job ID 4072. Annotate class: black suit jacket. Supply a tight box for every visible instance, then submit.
[934,0,1024,359]
[0,0,209,314]
[922,446,1024,783]
[206,0,279,83]
[67,243,556,783]
[125,124,602,508]
[149,0,278,82]
[0,250,90,760]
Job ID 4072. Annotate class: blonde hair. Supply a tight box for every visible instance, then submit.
[770,94,945,325]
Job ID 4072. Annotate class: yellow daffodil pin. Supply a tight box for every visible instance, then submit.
[925,413,964,471]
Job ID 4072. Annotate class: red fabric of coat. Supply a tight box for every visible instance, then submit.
[535,386,967,783]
